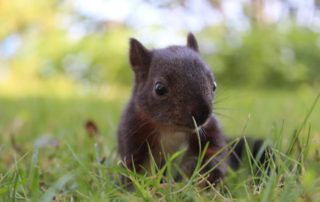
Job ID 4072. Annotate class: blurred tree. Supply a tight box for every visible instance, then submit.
[0,0,59,39]
[0,0,319,90]
[0,0,133,87]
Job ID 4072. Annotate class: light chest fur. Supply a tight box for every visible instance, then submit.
[142,127,189,171]
[158,126,189,155]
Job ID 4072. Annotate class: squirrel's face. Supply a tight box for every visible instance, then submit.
[129,33,217,130]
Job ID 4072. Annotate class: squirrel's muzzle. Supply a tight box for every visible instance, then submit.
[191,102,211,126]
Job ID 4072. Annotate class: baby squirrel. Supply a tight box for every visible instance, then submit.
[117,33,270,185]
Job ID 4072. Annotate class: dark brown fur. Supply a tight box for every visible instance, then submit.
[118,33,228,184]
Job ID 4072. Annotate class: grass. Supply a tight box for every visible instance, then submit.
[0,86,320,201]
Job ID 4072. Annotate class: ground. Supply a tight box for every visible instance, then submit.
[0,86,319,201]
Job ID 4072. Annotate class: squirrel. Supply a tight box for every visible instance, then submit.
[117,33,271,185]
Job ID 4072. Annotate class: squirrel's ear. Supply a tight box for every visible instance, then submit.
[129,38,151,72]
[186,33,199,52]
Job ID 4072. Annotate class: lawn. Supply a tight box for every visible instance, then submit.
[0,86,319,201]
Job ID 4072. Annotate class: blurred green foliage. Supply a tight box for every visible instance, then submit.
[36,28,132,85]
[1,0,320,93]
[205,26,320,88]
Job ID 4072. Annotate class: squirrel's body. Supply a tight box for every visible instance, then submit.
[118,33,228,184]
[117,33,272,185]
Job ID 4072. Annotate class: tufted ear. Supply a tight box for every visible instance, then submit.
[186,33,199,52]
[129,38,152,73]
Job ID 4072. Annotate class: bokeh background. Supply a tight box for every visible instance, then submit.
[1,1,320,200]
[1,0,320,160]
[2,0,320,91]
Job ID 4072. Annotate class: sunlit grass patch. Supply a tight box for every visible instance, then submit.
[0,73,130,100]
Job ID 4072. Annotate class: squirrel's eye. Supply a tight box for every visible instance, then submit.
[213,81,217,92]
[155,82,168,96]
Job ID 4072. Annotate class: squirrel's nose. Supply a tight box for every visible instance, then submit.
[191,104,211,126]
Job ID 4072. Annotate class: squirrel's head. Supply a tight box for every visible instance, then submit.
[129,33,217,131]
